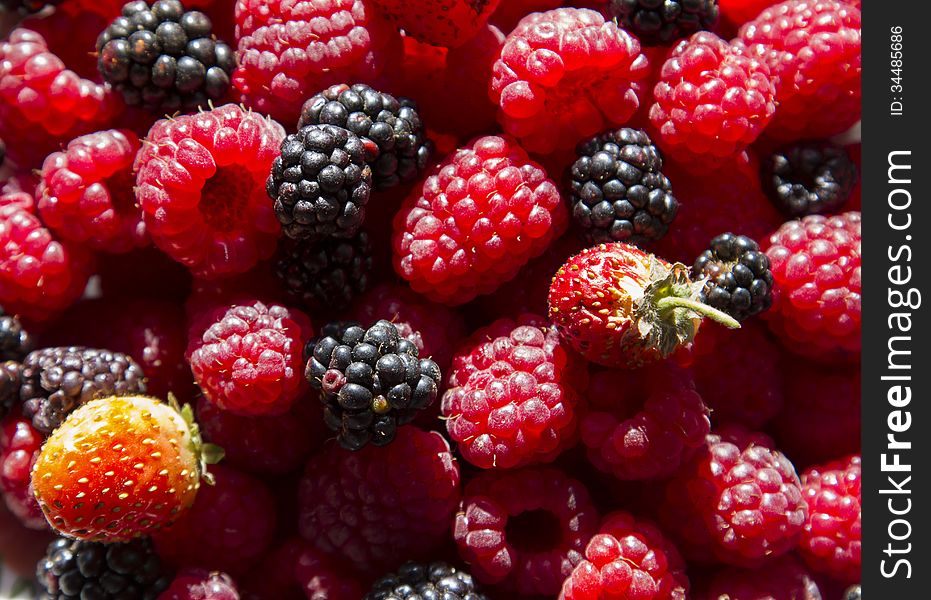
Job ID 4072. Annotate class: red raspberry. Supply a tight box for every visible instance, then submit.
[187,300,312,417]
[453,466,599,595]
[491,0,563,32]
[491,8,650,154]
[696,555,823,599]
[134,104,285,279]
[240,538,305,600]
[185,267,289,328]
[158,568,239,600]
[581,361,710,481]
[392,135,567,305]
[763,212,861,364]
[0,29,121,168]
[20,8,110,81]
[658,425,807,567]
[296,544,364,600]
[370,0,502,48]
[648,32,776,163]
[233,0,402,125]
[560,511,689,600]
[718,0,781,28]
[37,129,146,253]
[798,454,861,584]
[738,0,861,141]
[299,426,461,573]
[241,537,362,600]
[154,464,277,577]
[442,315,587,469]
[0,416,46,530]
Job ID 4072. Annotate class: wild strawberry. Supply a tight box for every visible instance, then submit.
[548,242,739,368]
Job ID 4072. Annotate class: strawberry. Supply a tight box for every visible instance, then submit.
[370,0,502,47]
[30,395,221,543]
[548,242,739,368]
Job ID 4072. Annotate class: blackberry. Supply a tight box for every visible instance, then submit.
[37,536,171,600]
[298,83,433,189]
[365,561,488,600]
[569,128,678,245]
[0,361,22,420]
[609,0,720,46]
[845,584,861,600]
[267,124,374,241]
[762,141,858,217]
[275,231,372,311]
[305,320,441,451]
[0,305,34,362]
[20,347,147,433]
[96,0,235,112]
[693,233,774,321]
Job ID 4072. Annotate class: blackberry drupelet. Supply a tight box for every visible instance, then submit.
[694,233,773,321]
[36,536,171,600]
[0,361,22,420]
[0,305,33,361]
[845,584,861,600]
[298,83,433,189]
[569,128,678,245]
[365,561,488,600]
[20,347,147,433]
[96,0,235,111]
[275,231,372,311]
[762,141,858,217]
[267,124,374,241]
[609,0,720,45]
[305,320,441,450]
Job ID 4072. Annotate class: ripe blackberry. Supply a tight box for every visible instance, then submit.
[0,306,33,362]
[694,233,773,321]
[569,128,678,245]
[845,584,861,600]
[298,83,432,189]
[36,536,171,600]
[96,0,235,111]
[609,0,720,45]
[0,362,22,420]
[762,141,858,217]
[304,320,441,450]
[366,562,488,600]
[268,124,374,242]
[19,347,147,434]
[275,232,372,312]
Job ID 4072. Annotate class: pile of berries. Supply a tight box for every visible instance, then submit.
[0,0,862,598]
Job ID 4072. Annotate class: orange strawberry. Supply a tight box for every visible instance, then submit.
[30,395,221,543]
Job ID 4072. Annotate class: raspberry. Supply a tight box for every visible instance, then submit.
[296,543,364,600]
[371,0,502,48]
[648,32,776,162]
[37,129,146,253]
[134,104,286,279]
[491,8,650,154]
[298,426,461,573]
[275,232,373,313]
[609,0,720,46]
[233,0,402,125]
[718,0,781,27]
[761,140,859,217]
[0,28,121,168]
[580,361,710,480]
[738,0,861,141]
[763,211,861,363]
[694,233,774,321]
[442,315,587,469]
[19,6,110,81]
[1,0,62,13]
[696,555,823,599]
[658,425,807,566]
[392,135,567,305]
[154,464,277,577]
[491,0,562,32]
[240,537,361,600]
[453,466,599,595]
[159,568,239,600]
[188,299,312,417]
[0,305,33,362]
[0,416,46,530]
[559,511,689,600]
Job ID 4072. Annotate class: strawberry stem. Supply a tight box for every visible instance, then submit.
[655,297,740,329]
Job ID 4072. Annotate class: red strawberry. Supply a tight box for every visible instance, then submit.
[548,243,739,368]
[30,395,220,543]
[371,0,502,47]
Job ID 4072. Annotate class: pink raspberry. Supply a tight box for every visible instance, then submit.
[580,361,711,481]
[491,8,650,154]
[442,315,587,469]
[453,466,599,596]
[695,555,823,599]
[20,8,110,81]
[392,135,567,305]
[233,0,402,125]
[0,415,46,530]
[158,568,239,600]
[134,104,285,279]
[188,299,312,416]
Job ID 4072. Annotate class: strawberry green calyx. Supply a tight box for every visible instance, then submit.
[171,394,224,486]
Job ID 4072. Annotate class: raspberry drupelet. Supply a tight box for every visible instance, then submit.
[134,104,286,279]
[159,568,240,600]
[370,0,501,48]
[491,8,651,154]
[393,135,567,305]
[695,555,823,599]
[0,416,46,530]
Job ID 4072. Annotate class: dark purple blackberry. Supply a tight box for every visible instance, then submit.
[275,230,372,311]
[19,347,147,433]
[0,305,33,362]
[365,561,488,600]
[609,0,720,45]
[96,0,235,112]
[569,127,678,245]
[762,141,858,217]
[267,124,374,241]
[298,83,432,189]
[37,536,171,600]
[693,233,774,321]
[305,320,441,451]
[844,584,861,600]
[0,361,22,421]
